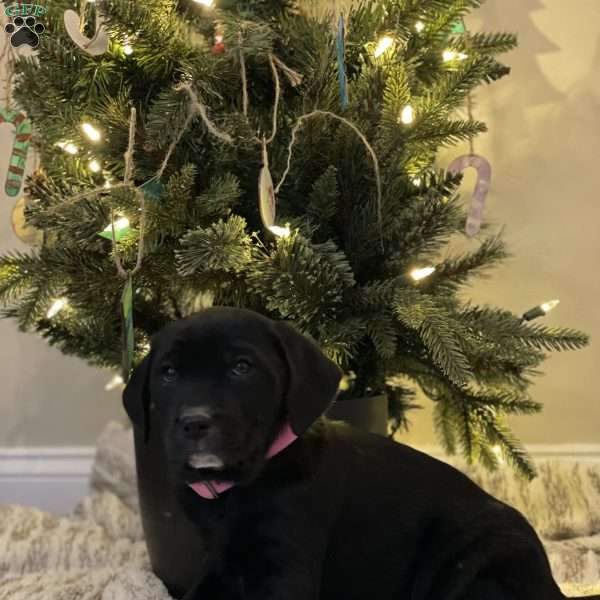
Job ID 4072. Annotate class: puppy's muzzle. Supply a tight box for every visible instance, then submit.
[180,414,213,441]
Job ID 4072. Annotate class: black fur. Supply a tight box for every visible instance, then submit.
[124,307,597,600]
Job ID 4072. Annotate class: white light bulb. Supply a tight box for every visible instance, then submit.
[123,44,133,55]
[47,298,68,319]
[104,179,113,189]
[81,122,101,142]
[443,50,457,62]
[492,445,505,464]
[411,177,422,187]
[400,105,414,125]
[374,36,394,58]
[541,299,560,314]
[268,225,291,238]
[410,266,435,282]
[89,159,101,173]
[415,21,425,33]
[56,141,79,154]
[105,374,124,391]
[103,217,130,234]
[193,0,214,5]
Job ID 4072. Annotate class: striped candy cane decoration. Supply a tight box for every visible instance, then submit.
[0,107,32,197]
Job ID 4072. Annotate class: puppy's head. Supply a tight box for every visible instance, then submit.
[123,307,342,487]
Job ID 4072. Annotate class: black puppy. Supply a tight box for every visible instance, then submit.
[124,307,598,600]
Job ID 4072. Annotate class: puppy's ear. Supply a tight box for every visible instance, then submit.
[274,321,342,436]
[123,351,153,443]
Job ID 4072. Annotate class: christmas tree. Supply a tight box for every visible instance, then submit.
[0,0,588,479]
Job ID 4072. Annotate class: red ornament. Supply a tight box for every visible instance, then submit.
[211,34,225,55]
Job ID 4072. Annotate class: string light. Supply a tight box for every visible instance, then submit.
[47,298,68,319]
[123,43,134,55]
[89,159,101,173]
[443,50,468,62]
[374,36,394,58]
[410,266,436,282]
[415,21,425,33]
[104,178,113,189]
[105,374,124,391]
[56,141,79,154]
[411,177,422,187]
[492,445,505,465]
[541,299,560,313]
[103,217,130,233]
[81,122,101,142]
[399,105,414,125]
[193,0,214,6]
[521,299,560,322]
[269,225,291,238]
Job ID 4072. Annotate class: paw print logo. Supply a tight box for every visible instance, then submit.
[5,16,45,49]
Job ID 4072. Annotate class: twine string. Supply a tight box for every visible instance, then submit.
[238,31,249,117]
[462,19,476,156]
[265,53,280,144]
[111,107,143,279]
[275,110,383,250]
[175,82,234,144]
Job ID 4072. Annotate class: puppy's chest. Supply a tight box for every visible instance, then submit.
[184,492,279,556]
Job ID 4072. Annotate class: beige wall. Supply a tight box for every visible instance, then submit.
[0,36,125,446]
[0,0,598,448]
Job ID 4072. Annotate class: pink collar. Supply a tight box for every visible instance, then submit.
[188,423,298,500]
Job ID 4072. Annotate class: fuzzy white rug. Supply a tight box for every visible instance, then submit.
[0,421,599,599]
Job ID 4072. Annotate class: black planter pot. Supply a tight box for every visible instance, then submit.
[132,428,207,598]
[325,394,389,436]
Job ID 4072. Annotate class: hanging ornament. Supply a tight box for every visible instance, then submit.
[140,177,165,200]
[211,22,226,55]
[121,275,135,381]
[336,15,349,110]
[98,216,132,242]
[63,1,109,57]
[451,20,466,34]
[0,107,32,197]
[258,140,276,230]
[447,154,492,237]
[11,195,43,247]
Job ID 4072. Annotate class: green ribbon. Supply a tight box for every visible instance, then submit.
[121,275,134,381]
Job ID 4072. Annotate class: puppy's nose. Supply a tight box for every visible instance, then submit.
[180,415,213,440]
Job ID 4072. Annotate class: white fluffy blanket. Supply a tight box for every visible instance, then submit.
[1,422,600,599]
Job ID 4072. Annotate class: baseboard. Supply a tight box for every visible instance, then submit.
[1,443,599,516]
[0,446,95,516]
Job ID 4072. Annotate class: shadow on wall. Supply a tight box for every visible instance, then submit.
[404,0,600,446]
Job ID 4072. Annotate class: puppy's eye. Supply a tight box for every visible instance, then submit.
[160,364,178,383]
[231,359,251,377]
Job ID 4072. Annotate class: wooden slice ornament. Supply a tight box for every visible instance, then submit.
[258,141,276,230]
[11,195,43,246]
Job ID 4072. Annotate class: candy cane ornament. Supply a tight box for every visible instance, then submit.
[447,154,492,237]
[0,107,32,197]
